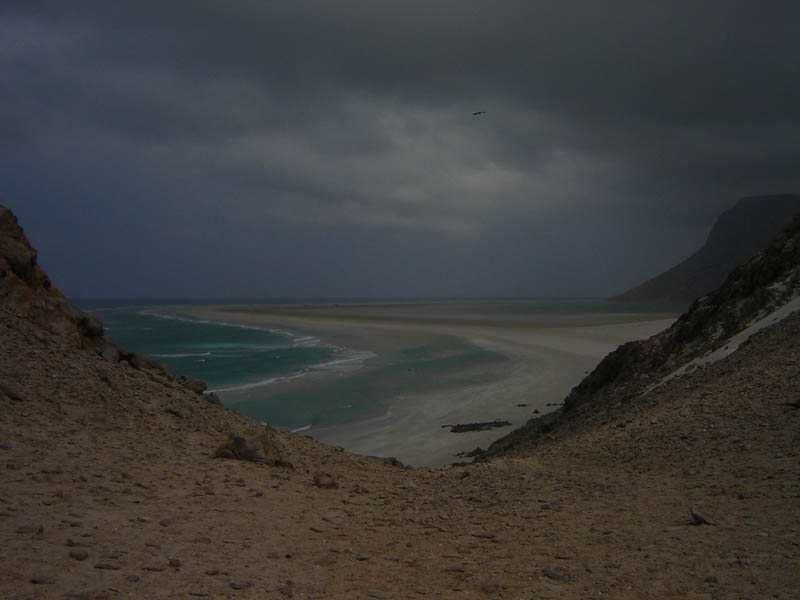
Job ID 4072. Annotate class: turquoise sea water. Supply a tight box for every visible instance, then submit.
[79,301,337,391]
[80,299,679,433]
[78,300,507,432]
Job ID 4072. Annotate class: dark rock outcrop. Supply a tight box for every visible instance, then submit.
[614,194,800,305]
[482,211,800,459]
[0,206,98,345]
[215,434,265,461]
[446,420,512,433]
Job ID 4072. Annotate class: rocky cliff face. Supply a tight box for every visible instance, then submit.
[483,209,800,458]
[614,194,800,305]
[0,206,104,345]
[0,205,210,396]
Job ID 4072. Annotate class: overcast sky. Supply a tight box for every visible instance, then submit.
[2,1,799,299]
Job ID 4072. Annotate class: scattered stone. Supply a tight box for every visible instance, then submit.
[69,549,89,561]
[178,374,208,394]
[159,518,172,527]
[142,565,165,572]
[381,456,405,468]
[128,352,166,373]
[205,569,228,576]
[0,382,24,401]
[94,562,122,570]
[541,567,570,582]
[79,314,104,339]
[168,558,181,568]
[16,524,43,535]
[313,472,338,489]
[30,574,55,584]
[126,574,140,582]
[206,392,222,405]
[165,407,183,418]
[215,434,264,461]
[101,345,119,363]
[690,507,716,526]
[368,592,395,599]
[229,580,252,590]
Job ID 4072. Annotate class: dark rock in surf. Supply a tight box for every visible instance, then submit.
[448,420,512,433]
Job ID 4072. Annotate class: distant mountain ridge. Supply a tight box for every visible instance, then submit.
[614,194,800,305]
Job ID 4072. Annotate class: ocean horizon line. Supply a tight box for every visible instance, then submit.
[71,295,657,305]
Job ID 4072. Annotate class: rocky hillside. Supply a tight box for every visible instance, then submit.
[483,209,800,459]
[2,205,800,599]
[0,206,210,396]
[614,194,800,305]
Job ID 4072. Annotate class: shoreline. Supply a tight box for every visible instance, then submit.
[182,302,677,467]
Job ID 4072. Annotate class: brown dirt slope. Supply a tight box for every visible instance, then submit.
[1,205,799,599]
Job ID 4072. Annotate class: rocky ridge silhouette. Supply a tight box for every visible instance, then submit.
[614,194,800,305]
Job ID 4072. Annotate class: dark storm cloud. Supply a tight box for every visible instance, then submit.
[2,1,799,297]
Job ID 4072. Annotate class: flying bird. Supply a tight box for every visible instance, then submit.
[472,111,486,116]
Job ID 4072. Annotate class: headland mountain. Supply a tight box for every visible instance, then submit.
[614,193,800,305]
[2,203,799,598]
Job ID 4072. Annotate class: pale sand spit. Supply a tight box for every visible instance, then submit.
[184,304,676,466]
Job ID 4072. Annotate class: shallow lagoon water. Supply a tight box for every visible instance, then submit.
[79,300,509,432]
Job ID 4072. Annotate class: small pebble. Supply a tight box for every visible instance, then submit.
[229,580,252,590]
[16,524,43,535]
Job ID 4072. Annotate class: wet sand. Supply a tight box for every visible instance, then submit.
[185,302,676,466]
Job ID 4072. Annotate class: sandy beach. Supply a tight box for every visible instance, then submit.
[183,302,676,467]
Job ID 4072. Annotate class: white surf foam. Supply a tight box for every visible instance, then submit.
[152,351,212,359]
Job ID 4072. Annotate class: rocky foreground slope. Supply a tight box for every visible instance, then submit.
[614,194,800,305]
[2,206,799,599]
